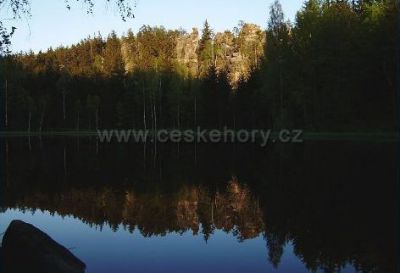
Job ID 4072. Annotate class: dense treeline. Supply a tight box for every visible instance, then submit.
[0,0,397,132]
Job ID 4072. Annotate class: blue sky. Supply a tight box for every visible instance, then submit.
[2,0,304,53]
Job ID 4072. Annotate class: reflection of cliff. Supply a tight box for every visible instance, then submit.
[213,179,263,241]
[7,180,264,241]
[1,139,397,273]
[4,177,396,273]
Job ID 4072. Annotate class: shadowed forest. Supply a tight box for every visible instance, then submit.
[1,0,397,132]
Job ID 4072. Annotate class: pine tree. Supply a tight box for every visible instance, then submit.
[103,31,124,76]
[199,20,213,52]
[198,20,215,77]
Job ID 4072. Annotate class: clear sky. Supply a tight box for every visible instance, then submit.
[2,0,304,53]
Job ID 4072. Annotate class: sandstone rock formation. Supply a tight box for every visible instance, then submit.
[176,28,200,77]
[121,23,266,87]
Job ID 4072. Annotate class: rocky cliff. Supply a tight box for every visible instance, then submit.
[176,23,265,87]
[121,23,265,87]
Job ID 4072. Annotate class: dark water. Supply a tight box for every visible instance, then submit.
[0,138,397,273]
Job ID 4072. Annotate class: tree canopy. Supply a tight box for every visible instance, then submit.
[1,0,397,133]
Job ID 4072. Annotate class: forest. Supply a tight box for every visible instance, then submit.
[0,0,397,132]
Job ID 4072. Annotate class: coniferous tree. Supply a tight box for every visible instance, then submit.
[1,1,396,132]
[198,20,215,77]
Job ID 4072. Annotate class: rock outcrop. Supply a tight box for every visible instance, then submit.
[175,23,265,87]
[121,23,265,87]
[2,220,86,273]
[176,28,200,77]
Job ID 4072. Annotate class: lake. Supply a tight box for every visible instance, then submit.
[0,137,397,273]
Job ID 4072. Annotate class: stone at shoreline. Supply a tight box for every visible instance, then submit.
[2,220,86,273]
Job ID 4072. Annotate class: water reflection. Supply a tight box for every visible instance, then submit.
[0,138,397,273]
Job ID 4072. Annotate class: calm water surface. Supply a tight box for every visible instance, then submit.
[0,138,397,273]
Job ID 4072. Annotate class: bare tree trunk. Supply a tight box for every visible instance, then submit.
[39,105,46,133]
[5,79,8,129]
[151,91,155,144]
[194,96,197,127]
[142,81,148,170]
[233,112,236,131]
[154,78,161,168]
[76,111,80,131]
[28,111,32,151]
[28,136,31,151]
[177,100,181,158]
[177,103,181,129]
[62,92,66,121]
[154,99,157,133]
[95,108,99,130]
[143,83,146,130]
[28,112,31,133]
[158,78,162,127]
[279,60,283,123]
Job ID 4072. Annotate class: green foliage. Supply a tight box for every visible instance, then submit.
[1,0,397,132]
[198,20,215,77]
[248,0,397,131]
[103,31,124,75]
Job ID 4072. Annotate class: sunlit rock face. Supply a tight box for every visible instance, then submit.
[215,24,265,87]
[174,24,265,87]
[121,24,265,87]
[121,41,136,73]
[176,28,200,78]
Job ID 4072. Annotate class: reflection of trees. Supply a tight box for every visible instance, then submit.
[5,175,396,273]
[214,178,264,241]
[5,180,264,242]
[264,232,285,268]
[1,139,397,273]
